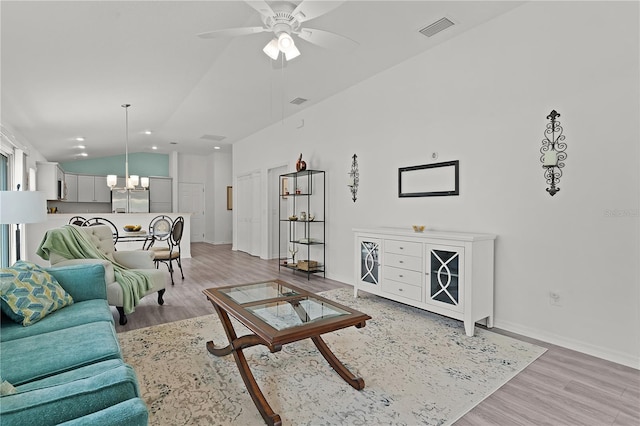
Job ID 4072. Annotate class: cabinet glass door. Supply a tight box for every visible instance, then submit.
[359,238,380,285]
[427,245,463,310]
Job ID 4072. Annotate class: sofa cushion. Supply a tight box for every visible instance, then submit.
[44,263,107,302]
[58,398,149,426]
[0,299,113,343]
[14,359,126,392]
[0,362,141,426]
[0,261,73,326]
[0,321,122,386]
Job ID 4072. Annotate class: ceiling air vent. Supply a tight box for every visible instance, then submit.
[200,134,226,142]
[419,17,455,38]
[290,97,308,105]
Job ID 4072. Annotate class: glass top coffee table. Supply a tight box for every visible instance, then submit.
[203,280,371,426]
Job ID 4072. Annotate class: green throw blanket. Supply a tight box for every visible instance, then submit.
[36,225,153,314]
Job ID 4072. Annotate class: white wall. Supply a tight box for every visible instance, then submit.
[232,1,640,367]
[179,152,233,245]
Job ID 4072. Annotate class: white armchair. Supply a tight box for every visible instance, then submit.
[40,224,167,325]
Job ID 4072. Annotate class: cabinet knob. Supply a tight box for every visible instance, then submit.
[399,274,403,278]
[399,260,404,264]
[399,288,404,291]
[399,247,404,250]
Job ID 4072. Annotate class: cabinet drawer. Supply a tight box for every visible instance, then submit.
[384,266,422,287]
[385,253,422,272]
[382,279,422,302]
[385,239,422,257]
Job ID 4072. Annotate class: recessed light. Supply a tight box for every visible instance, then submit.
[76,152,88,157]
[152,146,158,150]
[144,130,152,135]
[76,145,86,149]
[214,146,221,150]
[75,137,85,142]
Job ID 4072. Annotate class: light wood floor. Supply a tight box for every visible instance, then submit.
[114,243,640,426]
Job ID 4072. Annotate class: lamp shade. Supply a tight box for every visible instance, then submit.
[263,38,279,60]
[284,44,300,61]
[277,33,294,51]
[107,175,118,188]
[0,191,47,225]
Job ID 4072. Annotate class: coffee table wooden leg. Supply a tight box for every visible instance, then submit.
[311,335,365,390]
[232,346,282,426]
[208,305,282,426]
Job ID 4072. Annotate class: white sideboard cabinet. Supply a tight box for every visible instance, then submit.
[354,228,496,336]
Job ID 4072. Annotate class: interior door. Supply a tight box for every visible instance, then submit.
[235,172,261,256]
[178,182,205,242]
[268,165,288,259]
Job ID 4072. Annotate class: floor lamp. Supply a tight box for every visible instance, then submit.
[0,188,47,261]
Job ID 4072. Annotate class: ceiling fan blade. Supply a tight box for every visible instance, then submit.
[296,27,358,52]
[244,0,276,17]
[197,26,267,39]
[292,0,346,23]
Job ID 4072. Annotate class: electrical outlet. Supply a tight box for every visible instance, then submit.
[549,291,562,307]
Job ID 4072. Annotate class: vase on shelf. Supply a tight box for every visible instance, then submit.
[296,153,307,172]
[289,246,298,265]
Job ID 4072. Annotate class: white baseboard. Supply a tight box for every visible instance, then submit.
[494,319,639,370]
[202,239,232,245]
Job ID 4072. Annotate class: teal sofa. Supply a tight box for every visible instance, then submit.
[0,262,148,426]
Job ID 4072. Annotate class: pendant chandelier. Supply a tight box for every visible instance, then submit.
[106,104,149,190]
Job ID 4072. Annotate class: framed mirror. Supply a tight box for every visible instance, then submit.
[398,160,459,197]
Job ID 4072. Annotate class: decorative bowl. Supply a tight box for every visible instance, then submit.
[412,225,425,233]
[288,215,298,221]
[123,224,142,232]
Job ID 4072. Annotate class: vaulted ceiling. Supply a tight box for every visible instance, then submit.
[1,1,523,162]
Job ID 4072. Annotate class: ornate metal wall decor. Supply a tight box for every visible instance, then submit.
[348,153,359,202]
[540,110,567,196]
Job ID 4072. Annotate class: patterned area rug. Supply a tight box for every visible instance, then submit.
[117,288,546,425]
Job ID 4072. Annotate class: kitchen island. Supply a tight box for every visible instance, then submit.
[23,213,192,266]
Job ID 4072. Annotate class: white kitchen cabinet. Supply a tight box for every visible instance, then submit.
[93,176,110,202]
[354,228,496,336]
[36,162,64,200]
[149,177,172,212]
[78,175,111,203]
[64,173,78,202]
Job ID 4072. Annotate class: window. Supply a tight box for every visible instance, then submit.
[1,153,9,267]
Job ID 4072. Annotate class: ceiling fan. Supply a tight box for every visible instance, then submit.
[197,0,357,61]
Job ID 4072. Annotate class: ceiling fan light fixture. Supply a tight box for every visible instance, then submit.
[263,38,280,60]
[284,44,300,61]
[277,32,294,51]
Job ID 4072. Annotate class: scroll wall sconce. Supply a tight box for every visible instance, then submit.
[348,154,359,202]
[540,110,567,196]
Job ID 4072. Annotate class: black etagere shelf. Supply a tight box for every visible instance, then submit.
[278,169,325,279]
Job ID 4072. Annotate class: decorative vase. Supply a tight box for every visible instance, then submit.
[296,153,307,172]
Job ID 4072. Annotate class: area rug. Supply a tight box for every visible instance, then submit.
[117,288,546,425]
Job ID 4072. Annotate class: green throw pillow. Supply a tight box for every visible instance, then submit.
[0,378,17,396]
[0,261,74,326]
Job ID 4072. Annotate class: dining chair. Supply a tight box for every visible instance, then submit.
[80,217,119,246]
[143,215,173,251]
[68,216,87,226]
[149,216,184,285]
